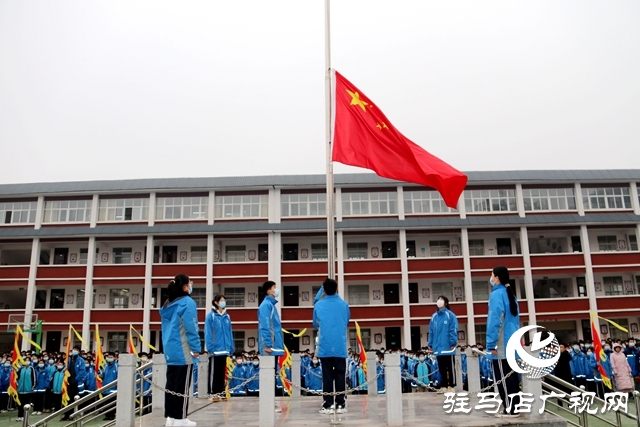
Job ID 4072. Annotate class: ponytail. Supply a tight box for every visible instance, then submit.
[167,273,190,302]
[506,279,518,317]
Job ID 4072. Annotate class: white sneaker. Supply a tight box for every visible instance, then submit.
[319,406,334,414]
[16,418,24,422]
[173,419,197,427]
[165,417,175,426]
[336,405,346,414]
[447,386,455,393]
[436,387,446,394]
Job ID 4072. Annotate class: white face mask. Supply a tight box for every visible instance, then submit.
[489,276,495,286]
[436,299,445,308]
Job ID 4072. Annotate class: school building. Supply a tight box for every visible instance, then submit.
[1,170,640,354]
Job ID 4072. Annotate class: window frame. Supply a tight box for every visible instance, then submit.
[522,188,576,212]
[224,287,245,307]
[346,242,368,259]
[464,189,517,213]
[582,187,632,211]
[347,284,370,306]
[403,190,456,214]
[341,192,398,216]
[214,194,268,219]
[98,198,149,222]
[281,193,327,217]
[43,199,92,223]
[155,196,209,220]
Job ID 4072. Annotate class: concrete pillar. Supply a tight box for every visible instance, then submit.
[291,353,301,398]
[454,347,463,392]
[268,232,282,319]
[152,353,167,415]
[22,237,40,351]
[521,346,543,417]
[399,230,411,348]
[198,355,209,397]
[34,195,44,229]
[81,236,96,351]
[148,192,156,226]
[268,187,281,224]
[335,187,342,222]
[516,183,526,218]
[142,235,154,352]
[115,354,137,427]
[366,351,377,395]
[208,190,215,225]
[461,228,475,344]
[385,353,402,427]
[575,183,585,216]
[520,226,537,330]
[397,186,405,220]
[259,355,276,427]
[90,194,99,228]
[466,347,481,392]
[630,182,640,215]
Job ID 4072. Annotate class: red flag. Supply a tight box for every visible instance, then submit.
[355,321,367,377]
[8,328,23,405]
[332,71,468,208]
[278,345,292,396]
[590,314,612,390]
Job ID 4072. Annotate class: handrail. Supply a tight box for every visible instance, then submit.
[29,361,153,427]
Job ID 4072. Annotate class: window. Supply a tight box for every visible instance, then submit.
[522,188,576,211]
[156,197,208,220]
[190,288,206,308]
[311,243,328,260]
[464,189,517,213]
[98,198,149,222]
[281,193,326,217]
[347,243,367,259]
[582,187,631,210]
[342,192,397,216]
[472,281,490,301]
[113,247,132,264]
[0,201,37,224]
[225,245,246,262]
[432,282,453,302]
[224,287,245,307]
[53,248,69,265]
[258,244,268,261]
[597,236,617,252]
[76,289,96,309]
[214,194,268,218]
[571,236,582,252]
[233,331,245,352]
[110,289,129,308]
[603,277,623,296]
[406,240,416,258]
[50,289,65,309]
[188,246,207,263]
[635,276,640,295]
[577,277,587,297]
[469,239,484,256]
[107,332,127,353]
[475,324,487,348]
[79,248,99,265]
[347,285,369,305]
[43,200,92,223]
[349,328,371,351]
[629,235,638,251]
[429,240,450,257]
[403,190,456,214]
[282,243,298,261]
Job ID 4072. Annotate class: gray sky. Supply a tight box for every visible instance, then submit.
[1,1,639,185]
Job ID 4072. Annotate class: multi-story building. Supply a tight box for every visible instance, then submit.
[1,170,640,354]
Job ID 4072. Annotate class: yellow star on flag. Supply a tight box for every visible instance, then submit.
[346,89,368,112]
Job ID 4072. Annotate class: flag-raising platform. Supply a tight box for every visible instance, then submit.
[142,394,567,427]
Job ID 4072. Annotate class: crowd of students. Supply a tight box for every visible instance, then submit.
[0,347,150,422]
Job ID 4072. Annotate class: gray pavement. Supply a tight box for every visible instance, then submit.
[137,394,568,427]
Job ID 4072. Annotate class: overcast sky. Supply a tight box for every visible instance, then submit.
[1,1,639,185]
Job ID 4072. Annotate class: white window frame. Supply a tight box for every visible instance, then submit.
[471,280,490,301]
[347,284,370,305]
[109,288,129,309]
[429,240,450,257]
[155,196,208,220]
[346,242,368,259]
[224,287,245,307]
[603,276,623,296]
[281,193,326,217]
[98,198,149,222]
[225,245,246,262]
[464,189,517,213]
[79,248,99,265]
[468,239,485,256]
[113,247,132,264]
[403,190,456,214]
[311,243,328,260]
[190,246,207,263]
[597,236,617,252]
[522,188,576,212]
[214,195,268,219]
[107,332,127,353]
[76,289,96,309]
[342,192,398,216]
[0,201,37,224]
[349,328,371,351]
[582,187,632,210]
[43,200,92,223]
[432,282,453,302]
[190,288,206,308]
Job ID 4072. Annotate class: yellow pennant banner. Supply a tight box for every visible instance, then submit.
[17,324,42,351]
[70,325,87,348]
[131,325,157,351]
[596,314,629,333]
[282,328,307,337]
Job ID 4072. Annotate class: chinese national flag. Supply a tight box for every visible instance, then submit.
[590,314,613,390]
[332,71,468,208]
[355,321,367,377]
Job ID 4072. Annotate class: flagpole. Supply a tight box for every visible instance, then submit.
[324,0,335,280]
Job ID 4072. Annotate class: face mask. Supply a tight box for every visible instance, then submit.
[71,350,79,356]
[312,359,318,364]
[237,360,243,365]
[375,358,379,363]
[106,358,114,364]
[252,361,259,366]
[232,356,236,360]
[57,366,64,370]
[219,301,227,309]
[141,357,148,362]
[587,352,592,356]
[188,283,193,295]
[631,342,636,347]
[4,363,10,368]
[489,276,495,286]
[604,346,611,351]
[85,364,90,368]
[572,346,579,351]
[436,300,445,308]
[43,357,49,361]
[273,288,280,298]
[49,360,54,365]
[419,356,425,362]
[38,363,44,368]
[24,361,31,366]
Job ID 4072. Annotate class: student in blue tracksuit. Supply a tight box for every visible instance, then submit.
[313,278,350,414]
[569,343,589,389]
[376,355,386,394]
[461,350,468,391]
[427,295,458,393]
[137,353,152,414]
[305,358,323,394]
[33,358,51,415]
[51,361,66,413]
[44,358,56,412]
[61,346,86,421]
[246,358,260,396]
[205,294,234,400]
[413,352,430,392]
[354,362,367,394]
[81,357,97,411]
[159,274,201,427]
[486,266,520,418]
[585,349,597,395]
[258,281,284,412]
[0,360,11,412]
[229,356,247,396]
[16,358,36,421]
[426,353,441,388]
[100,352,119,421]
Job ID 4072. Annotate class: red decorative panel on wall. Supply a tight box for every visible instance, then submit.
[530,254,585,268]
[408,258,464,272]
[90,310,144,323]
[213,263,268,278]
[0,266,30,279]
[343,260,401,274]
[34,309,84,324]
[281,262,328,276]
[153,264,207,278]
[534,298,590,314]
[592,253,640,266]
[37,266,87,278]
[470,256,524,270]
[350,305,404,319]
[94,265,146,278]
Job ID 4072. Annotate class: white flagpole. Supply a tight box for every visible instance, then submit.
[324,0,335,280]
